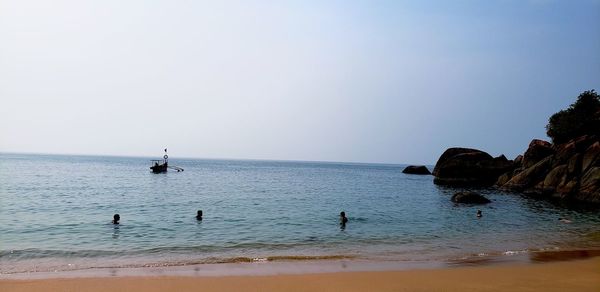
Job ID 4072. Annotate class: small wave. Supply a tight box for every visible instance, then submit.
[0,253,356,274]
[267,255,352,261]
[190,255,353,264]
[0,242,321,260]
[503,250,529,256]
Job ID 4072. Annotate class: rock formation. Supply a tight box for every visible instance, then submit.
[431,135,600,203]
[498,135,600,203]
[432,148,514,187]
[432,90,600,204]
[402,165,431,175]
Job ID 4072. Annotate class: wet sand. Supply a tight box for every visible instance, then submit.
[2,257,599,292]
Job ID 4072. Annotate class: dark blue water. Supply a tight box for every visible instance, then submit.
[1,153,599,273]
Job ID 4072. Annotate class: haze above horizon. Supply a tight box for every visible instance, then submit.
[1,1,599,165]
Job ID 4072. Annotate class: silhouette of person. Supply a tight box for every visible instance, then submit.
[113,214,120,224]
[196,210,203,221]
[476,210,482,218]
[340,211,348,226]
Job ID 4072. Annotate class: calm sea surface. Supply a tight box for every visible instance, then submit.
[1,153,600,273]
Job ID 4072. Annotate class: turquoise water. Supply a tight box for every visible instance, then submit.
[1,153,600,273]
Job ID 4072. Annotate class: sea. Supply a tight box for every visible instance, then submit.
[1,153,600,275]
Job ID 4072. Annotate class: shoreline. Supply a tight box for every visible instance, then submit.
[2,257,599,292]
[2,248,600,280]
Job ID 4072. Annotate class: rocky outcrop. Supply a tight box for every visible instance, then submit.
[578,167,600,202]
[432,90,600,204]
[432,148,514,187]
[497,136,600,203]
[514,155,523,167]
[402,165,431,175]
[451,192,491,204]
[431,136,600,203]
[522,139,554,168]
[501,156,554,192]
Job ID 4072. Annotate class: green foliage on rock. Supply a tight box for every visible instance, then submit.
[546,90,600,144]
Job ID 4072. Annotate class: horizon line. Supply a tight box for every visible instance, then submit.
[0,151,436,167]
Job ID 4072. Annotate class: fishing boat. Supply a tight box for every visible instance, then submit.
[150,159,168,173]
[150,149,183,173]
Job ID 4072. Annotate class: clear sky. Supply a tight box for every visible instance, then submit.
[1,1,599,164]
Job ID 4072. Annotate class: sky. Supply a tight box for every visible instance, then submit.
[1,0,599,164]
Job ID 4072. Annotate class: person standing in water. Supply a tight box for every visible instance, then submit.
[112,214,120,224]
[196,210,203,221]
[340,211,348,226]
[476,210,482,218]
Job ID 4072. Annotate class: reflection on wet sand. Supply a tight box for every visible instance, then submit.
[529,249,600,263]
[445,248,600,267]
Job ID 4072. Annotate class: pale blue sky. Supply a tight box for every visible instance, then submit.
[1,0,599,164]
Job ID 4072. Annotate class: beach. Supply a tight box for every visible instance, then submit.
[2,257,599,292]
[2,0,599,290]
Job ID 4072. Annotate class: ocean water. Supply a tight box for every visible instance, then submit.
[1,153,600,274]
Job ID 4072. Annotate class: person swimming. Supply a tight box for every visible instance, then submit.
[340,211,348,225]
[112,214,120,224]
[476,210,482,218]
[196,210,203,221]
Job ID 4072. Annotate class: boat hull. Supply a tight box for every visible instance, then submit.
[150,162,168,173]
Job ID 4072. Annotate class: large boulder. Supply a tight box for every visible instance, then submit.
[581,142,600,173]
[501,156,554,192]
[576,167,600,203]
[514,155,524,167]
[495,171,514,186]
[522,139,554,168]
[576,141,600,203]
[433,148,514,187]
[451,192,491,204]
[402,165,431,175]
[542,165,569,194]
[432,148,483,175]
[567,153,582,176]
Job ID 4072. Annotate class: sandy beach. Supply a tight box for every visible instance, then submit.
[2,257,599,292]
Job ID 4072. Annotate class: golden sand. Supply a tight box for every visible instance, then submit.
[2,257,599,292]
